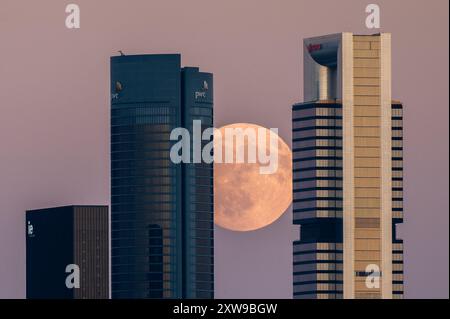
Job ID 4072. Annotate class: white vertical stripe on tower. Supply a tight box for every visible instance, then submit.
[341,32,355,299]
[380,33,393,299]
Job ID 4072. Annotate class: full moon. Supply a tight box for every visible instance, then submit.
[214,123,292,232]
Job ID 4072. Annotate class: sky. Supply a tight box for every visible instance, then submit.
[0,0,448,298]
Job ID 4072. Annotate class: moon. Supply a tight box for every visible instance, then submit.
[214,123,292,232]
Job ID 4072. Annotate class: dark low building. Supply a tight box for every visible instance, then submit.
[26,205,109,299]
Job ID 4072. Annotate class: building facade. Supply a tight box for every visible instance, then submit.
[26,205,109,299]
[110,54,214,299]
[292,33,404,299]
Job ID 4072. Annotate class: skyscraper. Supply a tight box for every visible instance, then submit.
[26,205,109,299]
[292,33,403,299]
[110,54,214,299]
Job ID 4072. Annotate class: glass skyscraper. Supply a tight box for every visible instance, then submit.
[292,33,404,299]
[110,54,214,299]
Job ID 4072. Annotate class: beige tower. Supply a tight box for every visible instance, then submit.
[293,33,404,299]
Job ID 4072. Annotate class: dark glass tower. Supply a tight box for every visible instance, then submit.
[26,205,109,299]
[110,54,214,299]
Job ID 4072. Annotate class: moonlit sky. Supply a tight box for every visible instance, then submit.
[0,0,448,298]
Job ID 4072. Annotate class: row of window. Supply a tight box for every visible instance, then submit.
[111,125,174,135]
[112,116,176,125]
[293,107,342,119]
[294,119,342,129]
[294,160,343,170]
[294,191,343,201]
[111,105,213,117]
[293,129,343,140]
[294,170,343,180]
[112,172,176,179]
[294,253,343,263]
[112,152,173,161]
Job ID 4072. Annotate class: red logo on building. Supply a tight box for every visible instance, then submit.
[307,44,322,52]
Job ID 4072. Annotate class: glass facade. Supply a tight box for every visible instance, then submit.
[181,68,214,298]
[110,55,213,299]
[292,101,404,299]
[292,101,344,299]
[296,33,403,299]
[391,102,404,298]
